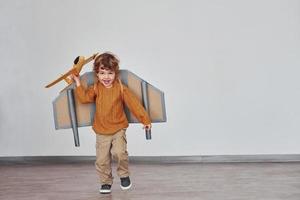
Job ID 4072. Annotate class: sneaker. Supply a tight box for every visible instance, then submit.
[99,184,111,194]
[120,176,132,190]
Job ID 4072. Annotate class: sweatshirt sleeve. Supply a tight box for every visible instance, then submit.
[74,84,96,103]
[123,86,151,125]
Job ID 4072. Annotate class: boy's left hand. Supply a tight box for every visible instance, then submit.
[143,124,152,130]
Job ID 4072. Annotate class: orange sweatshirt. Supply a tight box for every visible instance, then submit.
[75,80,151,135]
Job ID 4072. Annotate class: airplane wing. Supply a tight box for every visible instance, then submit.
[51,70,166,145]
[52,70,166,129]
[45,68,77,88]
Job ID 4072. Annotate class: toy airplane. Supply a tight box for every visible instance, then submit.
[45,53,99,88]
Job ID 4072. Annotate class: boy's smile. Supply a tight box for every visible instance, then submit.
[97,67,116,88]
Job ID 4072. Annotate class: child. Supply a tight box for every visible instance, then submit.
[71,52,151,194]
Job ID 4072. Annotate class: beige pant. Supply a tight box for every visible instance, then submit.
[95,129,129,185]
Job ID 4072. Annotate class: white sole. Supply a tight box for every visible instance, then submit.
[99,189,111,194]
[120,182,132,190]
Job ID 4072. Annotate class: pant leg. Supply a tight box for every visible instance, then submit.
[111,129,130,178]
[95,133,113,185]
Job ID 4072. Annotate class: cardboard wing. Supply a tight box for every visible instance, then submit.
[52,70,166,140]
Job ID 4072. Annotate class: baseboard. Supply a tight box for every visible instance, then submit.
[0,154,300,165]
[131,154,300,163]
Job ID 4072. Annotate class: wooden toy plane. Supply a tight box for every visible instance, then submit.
[45,53,99,88]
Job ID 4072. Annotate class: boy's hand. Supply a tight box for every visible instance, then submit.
[143,124,152,131]
[69,74,81,86]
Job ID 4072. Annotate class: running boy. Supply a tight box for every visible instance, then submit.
[71,52,151,194]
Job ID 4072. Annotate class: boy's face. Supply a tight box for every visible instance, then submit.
[97,67,116,88]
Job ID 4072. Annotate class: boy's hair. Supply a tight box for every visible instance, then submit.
[93,52,120,77]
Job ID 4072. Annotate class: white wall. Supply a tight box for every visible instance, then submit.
[1,0,300,157]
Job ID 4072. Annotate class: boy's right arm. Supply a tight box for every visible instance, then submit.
[71,74,96,103]
[75,85,96,103]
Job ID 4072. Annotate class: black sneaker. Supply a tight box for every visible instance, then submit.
[120,176,132,190]
[99,184,111,194]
